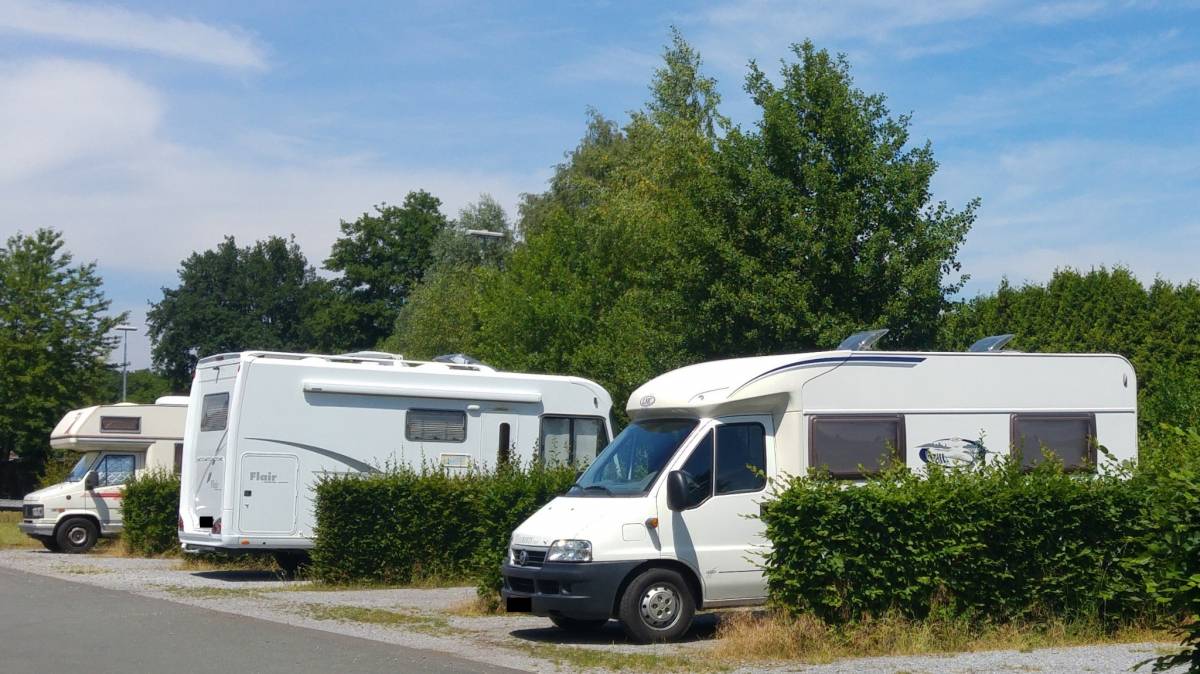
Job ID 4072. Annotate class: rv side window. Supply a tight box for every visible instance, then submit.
[174,442,184,475]
[679,432,714,504]
[809,415,905,479]
[715,423,767,495]
[539,416,610,465]
[100,416,141,433]
[200,393,229,432]
[406,409,467,443]
[1011,414,1096,470]
[96,454,136,487]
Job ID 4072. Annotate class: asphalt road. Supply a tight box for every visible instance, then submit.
[0,565,525,674]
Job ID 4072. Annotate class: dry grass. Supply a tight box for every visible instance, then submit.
[173,553,279,572]
[711,610,1173,665]
[299,604,459,635]
[0,511,38,548]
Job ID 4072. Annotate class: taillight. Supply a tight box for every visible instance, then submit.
[212,518,222,534]
[177,514,184,530]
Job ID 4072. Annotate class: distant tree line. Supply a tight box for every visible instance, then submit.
[2,34,1197,496]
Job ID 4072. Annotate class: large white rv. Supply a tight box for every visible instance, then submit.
[178,351,614,567]
[501,333,1138,642]
[20,397,188,553]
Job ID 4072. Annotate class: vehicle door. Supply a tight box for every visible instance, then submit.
[86,453,137,525]
[657,415,774,602]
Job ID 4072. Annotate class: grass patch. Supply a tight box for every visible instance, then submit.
[299,604,457,635]
[0,511,38,549]
[159,585,270,599]
[59,564,110,575]
[513,642,719,673]
[174,553,279,572]
[710,611,1174,665]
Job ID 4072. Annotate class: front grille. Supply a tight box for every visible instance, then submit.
[511,546,547,567]
[537,580,560,595]
[507,577,535,593]
[23,504,42,519]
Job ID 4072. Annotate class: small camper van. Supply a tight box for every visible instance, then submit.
[177,351,614,568]
[20,397,188,553]
[501,333,1138,642]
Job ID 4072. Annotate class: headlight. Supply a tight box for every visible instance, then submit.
[25,504,44,519]
[546,539,592,563]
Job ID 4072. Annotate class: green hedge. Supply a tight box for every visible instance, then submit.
[761,434,1199,637]
[310,462,576,590]
[122,469,181,556]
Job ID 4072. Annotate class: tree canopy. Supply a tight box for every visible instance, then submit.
[146,235,327,388]
[0,229,121,494]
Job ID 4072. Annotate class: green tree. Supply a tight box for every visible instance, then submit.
[96,368,176,404]
[429,194,514,270]
[324,191,449,349]
[147,236,327,388]
[0,229,121,494]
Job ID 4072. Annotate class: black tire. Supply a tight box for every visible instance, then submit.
[549,615,609,632]
[272,551,310,579]
[55,517,98,554]
[616,567,695,643]
[38,536,61,552]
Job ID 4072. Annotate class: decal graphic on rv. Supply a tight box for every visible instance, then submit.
[917,437,988,467]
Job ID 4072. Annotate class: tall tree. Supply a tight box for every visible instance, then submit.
[147,236,325,388]
[324,191,449,348]
[0,229,121,494]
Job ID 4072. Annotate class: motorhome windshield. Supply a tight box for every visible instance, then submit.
[66,452,99,482]
[567,419,699,497]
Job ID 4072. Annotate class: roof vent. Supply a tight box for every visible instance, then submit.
[968,334,1015,353]
[432,353,486,366]
[837,329,889,351]
[339,351,405,361]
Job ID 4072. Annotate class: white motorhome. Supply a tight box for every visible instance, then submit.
[177,351,614,569]
[501,333,1138,642]
[19,397,189,553]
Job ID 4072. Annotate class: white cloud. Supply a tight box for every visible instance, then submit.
[0,0,266,70]
[0,59,162,182]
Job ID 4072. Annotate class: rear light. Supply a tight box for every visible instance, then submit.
[212,518,222,534]
[177,514,184,530]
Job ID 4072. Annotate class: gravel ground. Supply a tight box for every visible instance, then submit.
[0,549,1184,673]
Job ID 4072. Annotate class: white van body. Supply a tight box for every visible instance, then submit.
[178,351,614,557]
[501,348,1137,641]
[19,397,188,553]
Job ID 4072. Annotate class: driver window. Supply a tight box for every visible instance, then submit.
[679,432,714,505]
[97,454,135,486]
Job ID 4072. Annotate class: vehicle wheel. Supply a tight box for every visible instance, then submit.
[55,518,98,554]
[38,536,61,552]
[549,615,609,632]
[616,567,695,643]
[272,551,310,579]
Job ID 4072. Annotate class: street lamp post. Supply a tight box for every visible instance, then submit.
[465,229,505,266]
[115,325,137,401]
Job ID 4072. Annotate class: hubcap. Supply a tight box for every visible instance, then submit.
[67,526,88,545]
[639,584,680,629]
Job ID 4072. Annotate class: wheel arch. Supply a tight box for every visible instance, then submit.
[611,559,704,617]
[54,512,101,538]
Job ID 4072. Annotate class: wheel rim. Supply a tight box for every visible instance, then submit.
[639,583,680,629]
[67,526,88,546]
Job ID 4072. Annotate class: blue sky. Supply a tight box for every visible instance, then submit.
[1,0,1198,370]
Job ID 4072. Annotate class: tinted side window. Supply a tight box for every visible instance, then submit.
[810,415,904,479]
[200,393,229,432]
[679,431,714,505]
[406,409,467,443]
[716,423,767,495]
[98,454,136,487]
[1011,414,1096,470]
[540,417,571,464]
[539,417,610,465]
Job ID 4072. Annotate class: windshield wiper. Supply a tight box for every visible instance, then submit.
[582,485,614,495]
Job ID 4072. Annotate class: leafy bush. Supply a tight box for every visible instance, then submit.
[310,461,575,595]
[122,469,181,556]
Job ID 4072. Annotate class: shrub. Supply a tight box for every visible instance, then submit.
[761,456,1167,625]
[122,469,181,556]
[309,461,575,594]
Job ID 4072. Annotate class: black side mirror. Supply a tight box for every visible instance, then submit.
[666,470,690,511]
[83,470,98,490]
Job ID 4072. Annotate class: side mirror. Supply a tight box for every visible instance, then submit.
[83,470,98,490]
[665,470,689,511]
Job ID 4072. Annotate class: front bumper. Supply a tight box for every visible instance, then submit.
[501,560,641,620]
[18,521,54,537]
